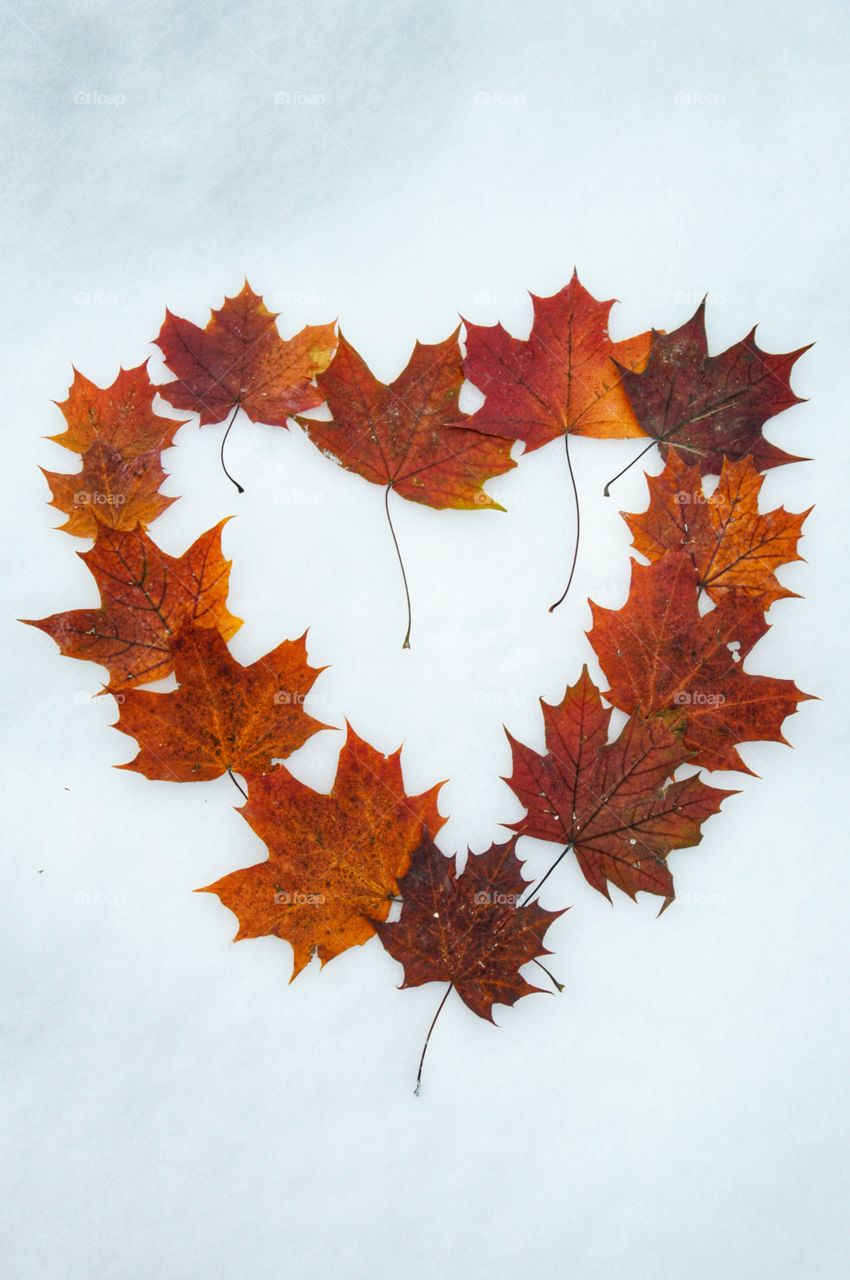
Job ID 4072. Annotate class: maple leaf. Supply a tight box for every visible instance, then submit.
[623,451,811,609]
[504,667,732,903]
[587,551,811,773]
[24,520,241,689]
[605,300,810,493]
[301,331,515,508]
[115,623,326,782]
[463,271,652,450]
[462,273,652,609]
[155,282,337,492]
[42,440,175,537]
[299,331,515,645]
[375,831,562,1023]
[199,726,445,978]
[48,362,184,459]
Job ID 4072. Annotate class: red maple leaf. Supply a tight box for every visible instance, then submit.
[587,551,811,773]
[504,667,732,903]
[462,272,652,608]
[299,331,515,645]
[155,281,336,491]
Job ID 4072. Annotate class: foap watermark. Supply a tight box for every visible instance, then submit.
[273,890,325,906]
[473,691,525,708]
[673,690,726,707]
[470,289,527,308]
[673,90,725,107]
[473,890,521,906]
[73,689,124,704]
[473,90,526,107]
[73,90,126,107]
[74,290,125,307]
[74,890,126,906]
[273,488,333,510]
[674,489,728,506]
[273,90,325,107]
[73,490,126,508]
[676,889,725,907]
[674,288,725,308]
[273,690,325,706]
[270,289,327,308]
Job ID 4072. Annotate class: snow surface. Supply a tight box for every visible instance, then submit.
[2,2,848,1278]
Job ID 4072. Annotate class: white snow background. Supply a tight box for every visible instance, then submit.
[1,2,848,1277]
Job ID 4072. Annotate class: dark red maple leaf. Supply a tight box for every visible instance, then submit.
[605,300,810,493]
[504,666,733,903]
[376,831,561,1022]
[376,830,562,1090]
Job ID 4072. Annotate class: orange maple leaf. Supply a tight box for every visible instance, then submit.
[42,440,175,537]
[48,362,184,459]
[200,726,445,978]
[623,451,811,609]
[116,623,327,782]
[25,520,241,689]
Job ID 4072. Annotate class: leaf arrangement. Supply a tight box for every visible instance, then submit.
[25,276,813,1091]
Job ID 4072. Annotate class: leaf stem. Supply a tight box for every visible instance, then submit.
[415,982,453,1096]
[220,405,245,494]
[532,957,564,992]
[518,844,572,909]
[549,430,581,612]
[603,436,659,497]
[384,484,412,649]
[227,767,247,799]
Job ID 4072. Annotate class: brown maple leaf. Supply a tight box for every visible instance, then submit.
[376,831,562,1023]
[505,667,732,903]
[155,281,337,492]
[462,273,652,608]
[24,520,241,689]
[623,451,811,609]
[605,300,810,494]
[115,623,326,783]
[299,330,515,645]
[199,726,445,979]
[48,362,184,459]
[587,551,811,773]
[42,440,175,537]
